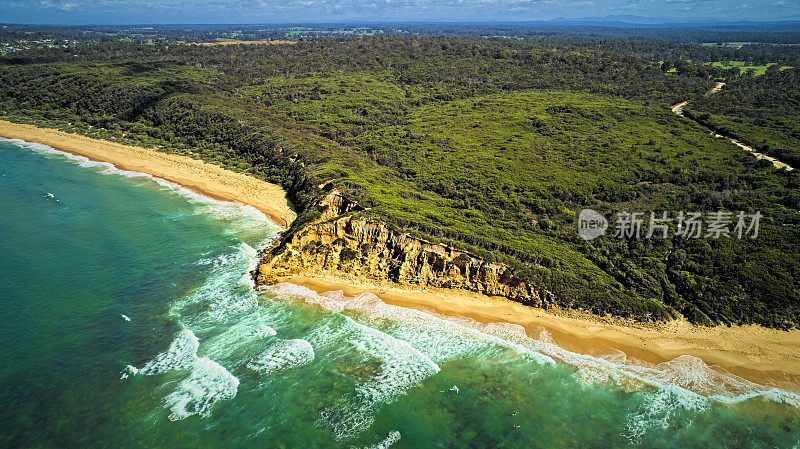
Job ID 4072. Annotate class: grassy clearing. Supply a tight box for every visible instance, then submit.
[706,61,793,75]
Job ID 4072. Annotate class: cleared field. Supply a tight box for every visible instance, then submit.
[707,61,793,75]
[190,40,297,46]
[700,42,753,48]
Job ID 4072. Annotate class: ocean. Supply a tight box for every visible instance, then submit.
[1,137,799,449]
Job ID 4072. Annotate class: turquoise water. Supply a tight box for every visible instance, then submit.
[1,137,799,449]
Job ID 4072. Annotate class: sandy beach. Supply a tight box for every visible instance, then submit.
[281,273,800,390]
[0,120,296,227]
[2,119,798,391]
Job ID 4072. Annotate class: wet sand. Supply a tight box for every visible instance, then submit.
[3,119,798,391]
[0,120,296,227]
[280,273,800,391]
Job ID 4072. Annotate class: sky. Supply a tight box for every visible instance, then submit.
[0,0,798,25]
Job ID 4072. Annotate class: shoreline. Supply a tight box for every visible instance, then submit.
[0,120,296,227]
[279,273,800,391]
[3,119,799,392]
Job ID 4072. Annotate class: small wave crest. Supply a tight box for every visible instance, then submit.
[310,313,441,439]
[138,329,199,375]
[128,329,239,421]
[247,339,315,374]
[266,283,556,366]
[353,431,401,449]
[263,287,446,439]
[170,242,260,323]
[253,324,278,338]
[164,357,240,421]
[622,385,709,444]
[1,137,281,240]
[265,282,800,411]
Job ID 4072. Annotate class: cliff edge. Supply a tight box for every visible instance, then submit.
[254,191,554,307]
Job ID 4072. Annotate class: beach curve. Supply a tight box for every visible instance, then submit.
[3,119,798,393]
[278,273,800,392]
[0,120,296,227]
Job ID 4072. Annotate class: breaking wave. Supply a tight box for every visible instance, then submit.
[353,431,401,449]
[129,329,240,421]
[308,312,441,439]
[248,339,315,374]
[264,283,800,410]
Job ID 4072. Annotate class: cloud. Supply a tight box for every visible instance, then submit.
[39,0,81,9]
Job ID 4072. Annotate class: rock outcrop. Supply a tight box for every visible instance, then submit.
[254,191,553,307]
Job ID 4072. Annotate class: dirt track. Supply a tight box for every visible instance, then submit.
[671,82,793,171]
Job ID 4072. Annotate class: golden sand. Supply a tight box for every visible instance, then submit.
[282,273,800,390]
[3,119,798,390]
[0,120,296,227]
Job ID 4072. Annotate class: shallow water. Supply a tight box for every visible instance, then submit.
[1,137,799,448]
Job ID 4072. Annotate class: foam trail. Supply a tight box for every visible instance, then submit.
[138,329,199,375]
[353,431,401,449]
[622,385,709,444]
[267,283,555,366]
[164,357,240,421]
[254,324,278,338]
[468,319,800,406]
[168,242,261,323]
[0,137,282,240]
[247,339,315,374]
[130,329,239,420]
[265,282,800,410]
[297,308,440,439]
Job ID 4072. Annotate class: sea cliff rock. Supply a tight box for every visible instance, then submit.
[254,191,553,307]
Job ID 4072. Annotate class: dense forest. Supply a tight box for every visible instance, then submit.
[1,28,799,328]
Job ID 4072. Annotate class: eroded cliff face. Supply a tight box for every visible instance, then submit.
[255,191,553,307]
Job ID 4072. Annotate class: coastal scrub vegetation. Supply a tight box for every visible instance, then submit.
[685,67,800,168]
[1,32,799,328]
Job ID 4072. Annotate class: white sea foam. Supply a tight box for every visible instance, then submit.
[131,329,239,420]
[3,139,290,424]
[0,137,282,240]
[169,242,261,323]
[162,241,287,365]
[268,283,555,366]
[473,319,800,409]
[623,385,709,444]
[344,319,440,405]
[247,339,315,374]
[353,431,401,449]
[253,324,278,338]
[271,292,441,439]
[195,251,240,268]
[267,282,745,441]
[312,314,441,439]
[138,329,200,375]
[121,237,285,422]
[265,282,800,410]
[164,356,240,421]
